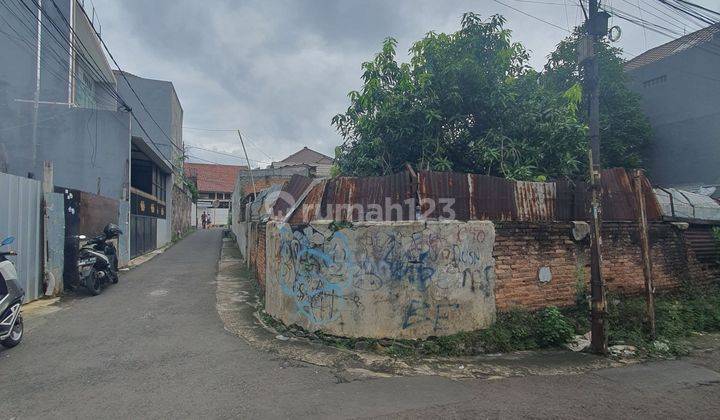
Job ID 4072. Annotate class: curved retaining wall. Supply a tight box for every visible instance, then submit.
[265,220,497,339]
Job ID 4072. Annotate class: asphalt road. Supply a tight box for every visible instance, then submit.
[2,229,720,419]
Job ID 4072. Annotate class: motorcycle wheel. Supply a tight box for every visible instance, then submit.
[86,269,102,296]
[110,257,119,284]
[1,315,24,348]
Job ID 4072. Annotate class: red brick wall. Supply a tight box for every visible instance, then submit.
[256,224,267,291]
[493,222,710,311]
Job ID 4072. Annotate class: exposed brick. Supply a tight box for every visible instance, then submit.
[493,221,717,312]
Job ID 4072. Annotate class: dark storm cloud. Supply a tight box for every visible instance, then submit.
[91,0,704,166]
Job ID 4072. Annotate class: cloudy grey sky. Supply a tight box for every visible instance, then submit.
[91,0,716,167]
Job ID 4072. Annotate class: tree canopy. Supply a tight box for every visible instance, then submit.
[332,13,651,180]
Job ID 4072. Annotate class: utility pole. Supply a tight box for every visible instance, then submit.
[237,130,257,197]
[633,169,656,340]
[581,0,610,354]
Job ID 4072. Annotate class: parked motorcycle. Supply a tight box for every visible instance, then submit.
[74,223,123,296]
[0,236,25,348]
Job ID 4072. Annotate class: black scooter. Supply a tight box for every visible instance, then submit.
[73,223,123,296]
[0,236,25,349]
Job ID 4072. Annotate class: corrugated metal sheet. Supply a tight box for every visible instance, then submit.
[468,174,516,221]
[0,172,42,301]
[599,167,637,221]
[249,184,282,220]
[418,171,467,219]
[637,172,663,221]
[271,174,313,220]
[654,187,720,221]
[288,179,327,224]
[514,181,556,221]
[554,180,582,221]
[267,168,663,224]
[322,172,414,221]
[685,225,719,265]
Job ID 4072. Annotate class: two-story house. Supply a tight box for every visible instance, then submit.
[625,23,720,195]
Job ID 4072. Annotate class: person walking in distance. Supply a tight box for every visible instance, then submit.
[201,211,207,229]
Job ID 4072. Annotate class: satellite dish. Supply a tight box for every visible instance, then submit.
[212,199,220,208]
[608,26,622,42]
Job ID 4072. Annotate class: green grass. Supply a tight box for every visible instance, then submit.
[603,282,720,355]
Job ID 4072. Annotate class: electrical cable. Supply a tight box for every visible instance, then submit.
[185,145,269,164]
[493,0,572,32]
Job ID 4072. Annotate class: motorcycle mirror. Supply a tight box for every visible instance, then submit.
[1,236,15,246]
[78,235,87,240]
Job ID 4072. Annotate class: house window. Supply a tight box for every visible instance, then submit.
[643,75,667,88]
[152,166,167,202]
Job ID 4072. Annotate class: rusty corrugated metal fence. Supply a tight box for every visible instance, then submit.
[271,168,663,223]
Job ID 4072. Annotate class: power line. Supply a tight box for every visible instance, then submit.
[72,0,184,156]
[621,0,692,32]
[9,0,127,108]
[493,0,720,85]
[658,0,718,25]
[15,0,185,176]
[185,145,269,164]
[640,0,700,31]
[183,126,274,161]
[65,1,186,172]
[185,153,248,167]
[673,0,720,17]
[607,4,720,57]
[183,126,236,132]
[492,0,572,32]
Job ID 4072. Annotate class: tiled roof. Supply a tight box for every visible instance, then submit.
[184,163,247,193]
[625,23,720,72]
[279,147,334,165]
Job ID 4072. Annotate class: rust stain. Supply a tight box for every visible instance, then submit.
[267,168,661,223]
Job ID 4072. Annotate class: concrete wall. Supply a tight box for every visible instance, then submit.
[115,71,183,171]
[265,220,497,339]
[1,102,131,200]
[626,45,720,187]
[0,0,73,107]
[0,0,130,200]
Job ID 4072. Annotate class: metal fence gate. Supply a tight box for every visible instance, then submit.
[0,172,42,301]
[130,215,157,258]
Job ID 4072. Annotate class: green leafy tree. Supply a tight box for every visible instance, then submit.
[333,13,587,179]
[333,14,651,180]
[543,28,651,169]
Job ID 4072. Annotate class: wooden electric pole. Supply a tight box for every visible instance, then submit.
[581,0,610,354]
[633,169,656,340]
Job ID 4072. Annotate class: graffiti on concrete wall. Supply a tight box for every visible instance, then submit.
[266,220,497,339]
[275,224,357,324]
